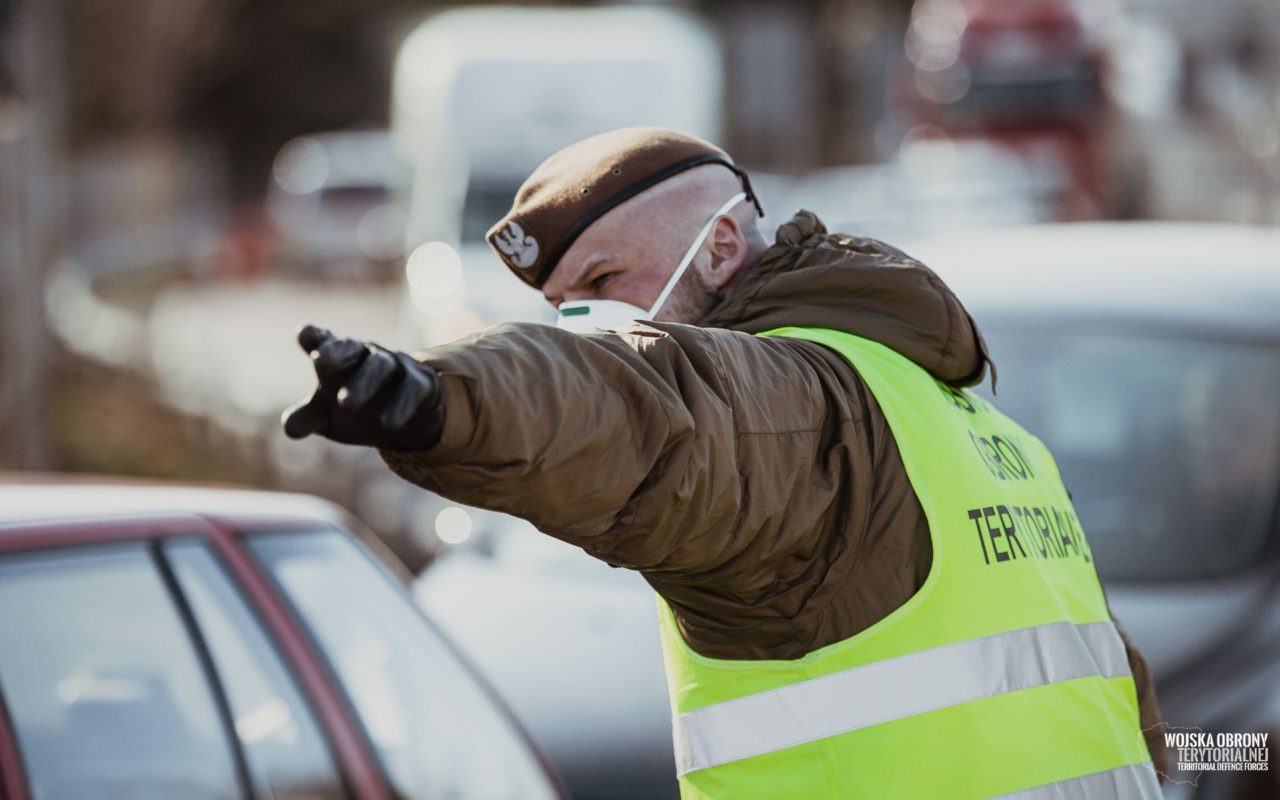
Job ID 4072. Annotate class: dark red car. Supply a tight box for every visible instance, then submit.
[0,476,566,800]
[895,0,1129,220]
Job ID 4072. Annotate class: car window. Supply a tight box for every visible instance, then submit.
[248,530,559,800]
[978,331,1280,581]
[954,65,1099,118]
[318,184,389,208]
[166,540,347,800]
[0,543,241,800]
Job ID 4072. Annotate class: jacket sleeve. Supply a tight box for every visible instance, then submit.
[1110,612,1169,779]
[379,320,864,577]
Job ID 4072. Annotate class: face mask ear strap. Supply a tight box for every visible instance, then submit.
[647,192,748,318]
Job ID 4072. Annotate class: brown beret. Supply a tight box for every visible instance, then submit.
[486,127,763,289]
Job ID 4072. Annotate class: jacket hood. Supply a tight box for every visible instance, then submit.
[698,210,992,387]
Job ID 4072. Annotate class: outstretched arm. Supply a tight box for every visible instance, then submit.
[376,320,867,576]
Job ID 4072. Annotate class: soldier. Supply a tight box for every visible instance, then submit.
[284,128,1166,799]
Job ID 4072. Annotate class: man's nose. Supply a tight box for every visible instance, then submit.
[560,288,597,304]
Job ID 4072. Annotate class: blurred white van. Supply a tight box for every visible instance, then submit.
[389,4,724,342]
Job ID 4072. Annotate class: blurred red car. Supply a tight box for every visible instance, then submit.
[894,0,1137,220]
[0,476,565,800]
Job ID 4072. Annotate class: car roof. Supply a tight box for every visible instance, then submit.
[901,222,1280,339]
[0,473,346,529]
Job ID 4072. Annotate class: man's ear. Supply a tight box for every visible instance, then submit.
[699,215,749,290]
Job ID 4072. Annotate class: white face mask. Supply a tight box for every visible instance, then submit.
[556,192,747,333]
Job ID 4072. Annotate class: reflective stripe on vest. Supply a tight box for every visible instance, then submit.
[989,763,1161,799]
[656,327,1158,799]
[674,619,1129,776]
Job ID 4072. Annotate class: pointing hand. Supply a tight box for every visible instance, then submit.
[282,325,445,452]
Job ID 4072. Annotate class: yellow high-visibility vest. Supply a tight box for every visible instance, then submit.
[657,327,1159,799]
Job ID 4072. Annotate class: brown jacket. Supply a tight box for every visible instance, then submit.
[382,211,1166,770]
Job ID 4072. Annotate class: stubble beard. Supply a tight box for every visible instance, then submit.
[655,270,721,325]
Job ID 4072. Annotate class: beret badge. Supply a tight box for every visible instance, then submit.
[491,220,540,270]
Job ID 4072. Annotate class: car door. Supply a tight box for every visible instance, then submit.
[0,518,350,800]
[241,526,566,800]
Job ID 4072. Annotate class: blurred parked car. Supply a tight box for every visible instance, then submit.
[266,130,405,279]
[417,521,677,800]
[418,222,1280,800]
[892,0,1149,220]
[914,222,1280,800]
[0,477,565,800]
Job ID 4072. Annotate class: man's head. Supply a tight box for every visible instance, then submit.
[487,128,768,324]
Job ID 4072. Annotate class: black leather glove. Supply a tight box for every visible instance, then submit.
[281,324,445,452]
